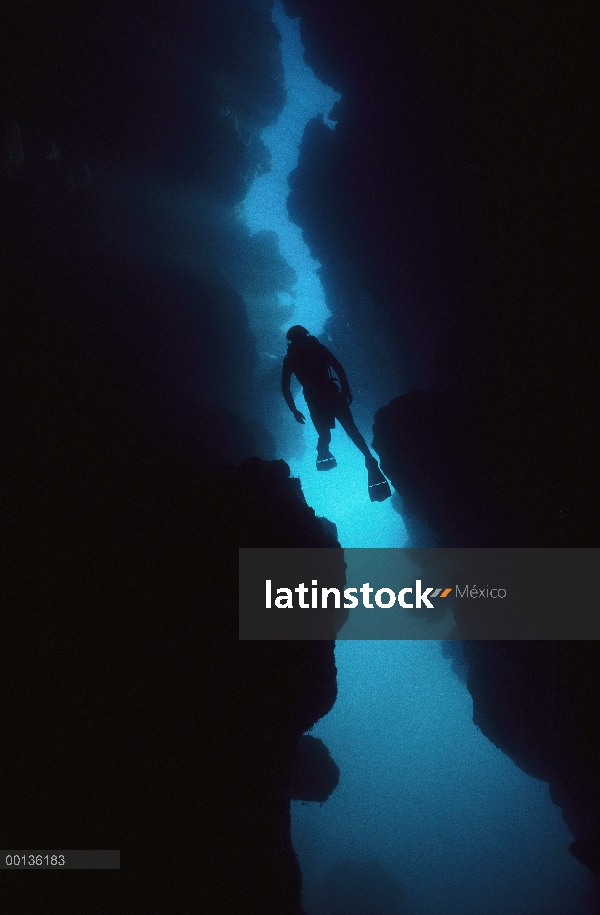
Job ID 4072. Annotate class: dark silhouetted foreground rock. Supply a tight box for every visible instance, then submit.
[291,735,340,804]
[1,3,336,910]
[464,641,600,908]
[3,443,339,913]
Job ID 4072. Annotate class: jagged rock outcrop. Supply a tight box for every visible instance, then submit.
[372,387,565,547]
[3,446,339,913]
[463,641,600,906]
[291,735,340,804]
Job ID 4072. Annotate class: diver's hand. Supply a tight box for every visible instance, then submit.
[293,409,306,424]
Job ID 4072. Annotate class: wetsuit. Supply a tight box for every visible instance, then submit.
[281,336,370,458]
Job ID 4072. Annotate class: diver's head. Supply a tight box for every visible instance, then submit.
[286,325,310,343]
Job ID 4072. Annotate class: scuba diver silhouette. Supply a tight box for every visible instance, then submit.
[282,325,391,501]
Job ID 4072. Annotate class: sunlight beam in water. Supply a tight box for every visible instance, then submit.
[244,1,339,335]
[244,2,405,547]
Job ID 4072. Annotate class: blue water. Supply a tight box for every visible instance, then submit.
[292,642,587,914]
[244,1,339,336]
[243,5,589,913]
[244,1,405,547]
[288,426,408,549]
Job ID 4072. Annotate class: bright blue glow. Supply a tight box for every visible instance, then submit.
[245,1,404,548]
[288,422,408,548]
[244,1,339,334]
[293,642,588,915]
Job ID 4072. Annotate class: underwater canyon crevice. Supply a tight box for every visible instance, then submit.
[1,0,597,912]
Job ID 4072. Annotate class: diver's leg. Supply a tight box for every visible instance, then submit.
[337,405,391,499]
[335,402,391,499]
[316,427,332,454]
[307,398,335,456]
[336,406,373,461]
[312,415,337,470]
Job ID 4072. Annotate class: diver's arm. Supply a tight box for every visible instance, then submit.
[326,349,352,403]
[282,358,306,423]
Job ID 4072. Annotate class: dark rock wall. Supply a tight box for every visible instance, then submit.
[1,0,296,464]
[1,3,335,912]
[464,641,600,904]
[3,449,339,913]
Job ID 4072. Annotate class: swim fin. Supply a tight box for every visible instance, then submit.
[366,458,392,501]
[316,450,337,471]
